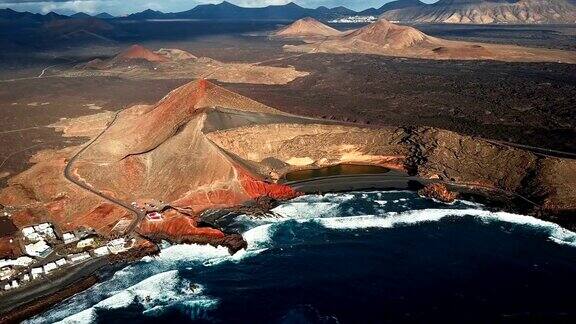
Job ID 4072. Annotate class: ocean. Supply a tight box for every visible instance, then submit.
[28,191,576,323]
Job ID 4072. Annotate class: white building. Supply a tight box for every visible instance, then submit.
[35,223,56,239]
[63,232,77,244]
[0,267,14,281]
[93,246,110,256]
[0,256,34,268]
[55,258,67,267]
[25,240,52,258]
[77,238,96,249]
[21,227,35,236]
[3,283,10,291]
[43,262,57,274]
[10,280,19,289]
[31,267,43,279]
[21,274,30,282]
[68,252,90,264]
[22,230,43,242]
[107,238,134,254]
[23,223,56,242]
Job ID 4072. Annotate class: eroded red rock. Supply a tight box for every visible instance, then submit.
[418,183,458,203]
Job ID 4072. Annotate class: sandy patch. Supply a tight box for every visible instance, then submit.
[83,103,103,110]
[286,157,315,166]
[50,111,115,138]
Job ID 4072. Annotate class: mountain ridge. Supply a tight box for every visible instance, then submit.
[382,0,576,24]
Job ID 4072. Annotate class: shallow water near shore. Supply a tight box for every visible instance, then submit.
[29,191,576,323]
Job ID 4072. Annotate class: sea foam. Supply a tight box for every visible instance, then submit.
[48,270,216,324]
[29,191,576,323]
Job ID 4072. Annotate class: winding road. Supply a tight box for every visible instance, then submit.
[63,110,145,235]
[485,140,576,160]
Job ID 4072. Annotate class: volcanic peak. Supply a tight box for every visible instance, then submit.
[344,18,427,49]
[275,17,342,37]
[154,79,281,116]
[116,44,169,62]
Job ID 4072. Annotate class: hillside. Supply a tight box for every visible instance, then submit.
[2,80,576,250]
[285,18,576,63]
[359,0,426,16]
[70,45,308,84]
[382,0,576,24]
[114,44,168,62]
[274,17,342,38]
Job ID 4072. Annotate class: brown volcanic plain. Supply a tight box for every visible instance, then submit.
[284,18,576,63]
[61,44,308,85]
[1,79,576,259]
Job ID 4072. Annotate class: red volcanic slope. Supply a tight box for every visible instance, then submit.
[238,168,299,200]
[116,44,169,62]
[76,79,299,218]
[138,209,225,239]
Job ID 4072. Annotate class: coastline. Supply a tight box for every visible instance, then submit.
[0,243,159,323]
[1,172,573,322]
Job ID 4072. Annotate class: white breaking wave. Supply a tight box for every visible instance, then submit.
[269,192,576,247]
[51,270,216,324]
[29,191,576,323]
[29,224,275,324]
[307,209,576,247]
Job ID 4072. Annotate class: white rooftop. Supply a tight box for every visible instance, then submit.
[25,240,51,257]
[43,262,57,273]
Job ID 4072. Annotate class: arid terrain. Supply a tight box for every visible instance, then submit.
[60,44,308,84]
[2,79,576,246]
[383,0,576,24]
[0,10,575,322]
[283,18,576,63]
[1,20,575,191]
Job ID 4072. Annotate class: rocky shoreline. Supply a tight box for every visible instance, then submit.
[0,241,159,323]
[1,177,575,323]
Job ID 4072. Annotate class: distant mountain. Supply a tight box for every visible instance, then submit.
[382,0,576,24]
[95,12,114,19]
[0,8,68,24]
[172,2,318,20]
[127,9,165,20]
[359,0,426,16]
[71,12,92,19]
[44,11,68,21]
[315,6,357,17]
[127,1,356,21]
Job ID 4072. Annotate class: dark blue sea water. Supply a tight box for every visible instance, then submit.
[29,191,576,323]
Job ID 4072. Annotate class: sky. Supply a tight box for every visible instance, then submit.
[0,0,435,16]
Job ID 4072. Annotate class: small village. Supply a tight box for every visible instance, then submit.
[328,15,378,24]
[0,208,141,293]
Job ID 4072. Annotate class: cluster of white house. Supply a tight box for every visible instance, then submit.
[22,223,57,258]
[328,15,378,23]
[1,221,136,292]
